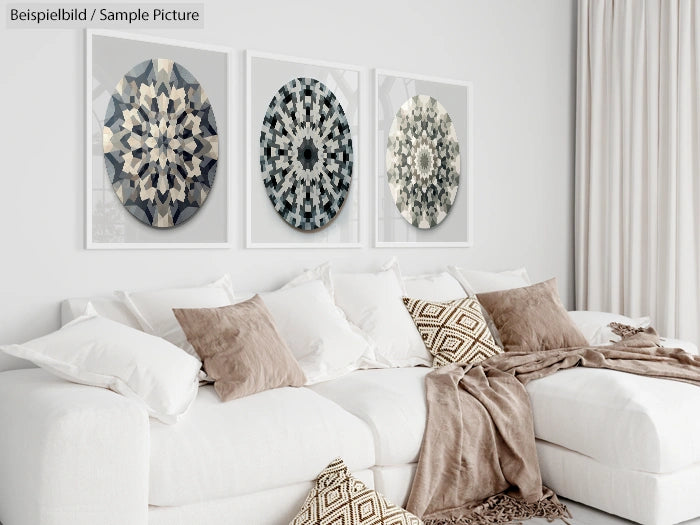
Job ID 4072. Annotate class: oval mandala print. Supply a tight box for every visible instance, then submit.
[259,77,353,231]
[103,58,218,228]
[386,95,460,229]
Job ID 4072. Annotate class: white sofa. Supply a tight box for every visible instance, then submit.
[0,301,698,525]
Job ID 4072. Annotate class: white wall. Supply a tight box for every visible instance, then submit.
[0,0,577,343]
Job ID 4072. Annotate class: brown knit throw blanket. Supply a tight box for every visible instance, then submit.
[406,330,700,525]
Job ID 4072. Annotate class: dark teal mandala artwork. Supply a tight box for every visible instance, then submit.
[259,77,353,231]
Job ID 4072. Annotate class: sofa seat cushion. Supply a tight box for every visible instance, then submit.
[149,385,375,507]
[149,470,376,525]
[309,368,431,466]
[527,367,700,473]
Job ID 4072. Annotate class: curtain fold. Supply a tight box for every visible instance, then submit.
[576,0,700,344]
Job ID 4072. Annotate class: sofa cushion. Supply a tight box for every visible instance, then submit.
[311,365,700,476]
[402,272,465,300]
[372,464,418,510]
[61,296,142,329]
[149,385,375,507]
[402,273,504,350]
[477,278,587,352]
[174,296,306,402]
[332,262,431,367]
[527,367,700,473]
[260,279,378,383]
[447,266,531,295]
[2,310,202,424]
[149,470,376,525]
[402,296,501,367]
[309,368,431,466]
[116,275,236,359]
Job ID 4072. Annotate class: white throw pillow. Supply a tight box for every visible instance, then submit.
[117,275,235,359]
[61,296,143,329]
[448,266,532,295]
[333,261,431,367]
[0,307,201,424]
[567,311,651,346]
[282,261,335,298]
[403,271,466,301]
[260,279,377,384]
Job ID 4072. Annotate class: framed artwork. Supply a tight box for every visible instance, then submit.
[246,50,362,248]
[86,30,231,249]
[374,69,473,247]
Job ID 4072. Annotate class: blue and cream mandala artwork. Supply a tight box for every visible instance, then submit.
[386,95,460,229]
[103,58,218,228]
[259,77,353,231]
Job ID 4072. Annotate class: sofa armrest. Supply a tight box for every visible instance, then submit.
[567,310,698,355]
[660,337,698,356]
[567,310,650,344]
[0,369,149,525]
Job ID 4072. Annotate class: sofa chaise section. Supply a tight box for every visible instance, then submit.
[527,367,700,474]
[528,367,700,525]
[537,441,700,525]
[0,368,149,525]
[309,362,700,525]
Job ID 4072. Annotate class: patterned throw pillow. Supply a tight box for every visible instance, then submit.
[402,296,502,367]
[290,458,423,525]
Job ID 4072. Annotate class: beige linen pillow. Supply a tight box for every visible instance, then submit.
[476,278,588,353]
[402,297,502,367]
[173,296,306,402]
[290,458,423,525]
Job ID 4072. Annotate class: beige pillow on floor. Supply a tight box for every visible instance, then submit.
[477,278,588,353]
[290,458,423,525]
[174,295,306,402]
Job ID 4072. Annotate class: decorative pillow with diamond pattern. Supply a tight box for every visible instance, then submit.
[290,458,423,525]
[402,296,502,367]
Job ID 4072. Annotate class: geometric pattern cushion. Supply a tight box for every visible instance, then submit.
[402,296,502,368]
[290,458,423,525]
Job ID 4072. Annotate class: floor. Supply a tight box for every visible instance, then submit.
[0,499,697,525]
[525,499,700,525]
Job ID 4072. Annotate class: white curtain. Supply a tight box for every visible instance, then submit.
[576,0,700,344]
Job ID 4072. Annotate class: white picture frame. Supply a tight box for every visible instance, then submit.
[374,69,474,248]
[86,30,232,249]
[246,50,364,249]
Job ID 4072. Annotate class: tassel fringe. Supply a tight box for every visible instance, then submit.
[608,322,646,339]
[422,488,572,525]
